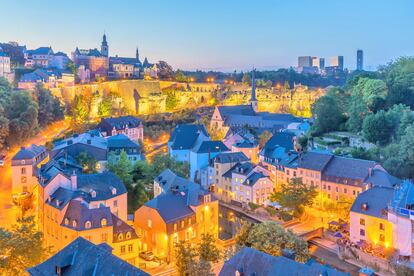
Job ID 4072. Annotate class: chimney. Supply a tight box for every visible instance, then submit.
[71,171,77,190]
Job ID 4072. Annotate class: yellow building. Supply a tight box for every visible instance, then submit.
[37,159,139,264]
[134,182,218,263]
[350,186,394,248]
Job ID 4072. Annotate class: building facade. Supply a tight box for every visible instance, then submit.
[97,116,144,142]
[357,49,364,71]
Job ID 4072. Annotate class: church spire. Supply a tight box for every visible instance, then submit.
[250,68,258,112]
[101,33,108,57]
[136,47,141,64]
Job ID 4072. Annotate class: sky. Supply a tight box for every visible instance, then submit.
[1,0,413,71]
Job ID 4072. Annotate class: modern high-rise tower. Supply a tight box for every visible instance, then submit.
[357,49,363,71]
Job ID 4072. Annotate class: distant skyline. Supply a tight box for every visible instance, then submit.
[1,0,413,71]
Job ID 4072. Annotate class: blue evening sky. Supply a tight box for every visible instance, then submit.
[0,0,413,71]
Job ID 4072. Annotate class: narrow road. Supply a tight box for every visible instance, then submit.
[0,119,69,228]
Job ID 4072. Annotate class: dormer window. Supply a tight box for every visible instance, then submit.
[126,232,131,239]
[64,218,69,225]
[101,218,107,227]
[118,233,124,240]
[72,220,77,228]
[110,186,117,195]
[90,190,96,198]
[85,221,92,229]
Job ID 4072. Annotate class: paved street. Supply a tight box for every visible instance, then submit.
[0,119,69,228]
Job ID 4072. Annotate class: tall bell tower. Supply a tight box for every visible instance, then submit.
[101,33,109,57]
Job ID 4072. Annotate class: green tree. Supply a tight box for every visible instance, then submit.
[107,150,133,184]
[150,154,189,179]
[271,178,317,217]
[174,241,197,276]
[237,221,310,263]
[381,57,414,108]
[0,216,52,275]
[258,130,272,148]
[362,110,395,145]
[35,85,64,127]
[165,90,178,111]
[175,70,188,82]
[97,94,113,118]
[311,95,345,135]
[70,95,89,132]
[198,234,220,263]
[0,116,9,150]
[76,151,98,173]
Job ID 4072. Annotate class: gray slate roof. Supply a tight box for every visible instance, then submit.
[76,172,127,201]
[193,140,229,154]
[62,200,114,231]
[214,152,249,164]
[98,116,142,132]
[169,124,209,150]
[155,169,199,193]
[217,105,256,118]
[107,134,140,149]
[351,186,394,219]
[297,151,333,171]
[27,237,148,276]
[13,145,46,160]
[219,247,348,276]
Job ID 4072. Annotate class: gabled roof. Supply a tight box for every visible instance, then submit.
[76,172,127,201]
[111,214,139,243]
[155,169,198,193]
[217,105,256,118]
[107,134,140,149]
[351,186,394,219]
[323,156,376,181]
[214,152,249,164]
[98,116,142,131]
[53,132,107,152]
[27,46,53,55]
[233,140,258,148]
[46,187,82,210]
[12,145,46,160]
[223,162,254,178]
[243,171,268,186]
[297,151,334,171]
[219,247,347,276]
[144,192,195,223]
[62,200,114,231]
[193,140,229,154]
[169,124,209,150]
[27,237,148,276]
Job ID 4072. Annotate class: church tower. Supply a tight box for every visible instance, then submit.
[101,33,108,57]
[136,47,141,64]
[250,69,258,112]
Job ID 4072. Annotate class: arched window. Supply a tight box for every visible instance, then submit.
[118,233,123,241]
[85,221,92,229]
[126,232,131,239]
[64,218,69,225]
[101,218,107,227]
[72,220,77,228]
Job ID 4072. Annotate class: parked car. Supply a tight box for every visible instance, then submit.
[139,251,154,261]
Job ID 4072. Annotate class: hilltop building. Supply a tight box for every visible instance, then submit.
[72,34,109,81]
[27,237,148,276]
[0,47,13,82]
[134,170,218,262]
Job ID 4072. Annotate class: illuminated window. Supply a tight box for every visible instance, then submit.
[148,219,152,228]
[101,233,107,242]
[188,218,192,225]
[21,167,26,174]
[359,218,365,226]
[72,220,77,228]
[174,223,177,231]
[118,233,124,241]
[101,218,107,227]
[64,218,69,225]
[128,244,133,252]
[379,223,385,231]
[21,176,27,183]
[121,245,126,255]
[379,234,385,242]
[85,221,92,229]
[126,232,131,239]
